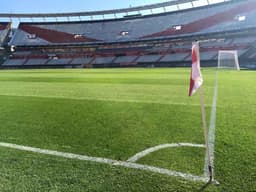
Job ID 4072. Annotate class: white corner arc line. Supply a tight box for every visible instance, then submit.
[0,142,208,183]
[127,143,205,163]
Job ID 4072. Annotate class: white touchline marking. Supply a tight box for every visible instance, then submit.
[0,94,213,107]
[0,142,208,183]
[204,71,218,178]
[127,143,205,163]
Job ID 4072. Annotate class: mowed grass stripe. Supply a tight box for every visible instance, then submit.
[0,95,207,161]
[0,68,217,86]
[0,94,214,107]
[0,77,189,86]
[0,68,216,107]
[0,82,215,106]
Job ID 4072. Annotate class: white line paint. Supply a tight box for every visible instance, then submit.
[127,143,205,163]
[0,94,213,107]
[0,142,208,183]
[204,71,218,178]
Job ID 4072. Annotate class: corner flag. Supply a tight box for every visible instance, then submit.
[188,41,213,181]
[189,42,203,96]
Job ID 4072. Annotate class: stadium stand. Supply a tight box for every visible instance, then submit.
[137,55,162,63]
[160,53,190,62]
[2,0,256,69]
[25,59,48,66]
[47,58,72,65]
[92,57,115,65]
[113,56,138,64]
[0,22,11,45]
[3,59,26,66]
[10,0,256,45]
[70,57,92,66]
[0,22,11,64]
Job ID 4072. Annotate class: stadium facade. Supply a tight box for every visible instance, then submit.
[0,0,256,69]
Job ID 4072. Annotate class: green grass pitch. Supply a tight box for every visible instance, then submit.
[0,68,255,191]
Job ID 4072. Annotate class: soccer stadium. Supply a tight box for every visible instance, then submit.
[0,0,255,191]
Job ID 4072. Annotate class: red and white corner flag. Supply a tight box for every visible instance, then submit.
[188,42,213,181]
[189,42,203,96]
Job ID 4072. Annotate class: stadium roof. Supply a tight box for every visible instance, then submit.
[0,0,229,22]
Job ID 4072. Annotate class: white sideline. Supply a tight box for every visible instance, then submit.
[0,94,212,107]
[204,71,218,177]
[127,143,205,163]
[0,142,208,183]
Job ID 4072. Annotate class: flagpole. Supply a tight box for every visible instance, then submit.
[189,41,213,181]
[196,41,212,181]
[199,86,213,181]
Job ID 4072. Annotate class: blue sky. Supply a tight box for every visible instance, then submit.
[0,0,168,13]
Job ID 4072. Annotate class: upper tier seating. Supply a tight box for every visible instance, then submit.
[0,22,11,46]
[10,0,256,46]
